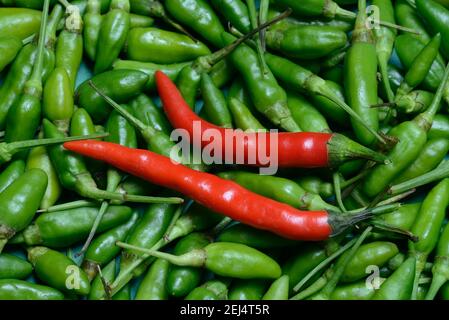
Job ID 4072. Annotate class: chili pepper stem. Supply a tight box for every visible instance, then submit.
[411,252,428,300]
[210,217,233,236]
[370,221,418,242]
[77,169,123,257]
[313,226,373,299]
[37,200,98,213]
[414,62,449,131]
[290,273,328,300]
[0,239,7,254]
[333,173,347,212]
[389,160,449,195]
[376,189,416,207]
[116,241,206,267]
[200,8,292,70]
[109,206,184,297]
[318,87,387,145]
[292,238,357,293]
[0,133,108,164]
[97,265,112,300]
[74,174,183,204]
[328,133,390,166]
[246,0,268,75]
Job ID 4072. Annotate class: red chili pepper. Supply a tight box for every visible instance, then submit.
[64,140,387,241]
[155,71,387,168]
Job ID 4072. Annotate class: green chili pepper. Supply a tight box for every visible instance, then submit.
[43,67,74,132]
[395,90,435,114]
[267,7,353,33]
[0,168,47,252]
[128,12,153,27]
[55,9,83,91]
[270,0,354,20]
[372,203,421,233]
[228,279,268,300]
[344,0,379,146]
[211,0,251,33]
[166,232,211,298]
[200,73,233,128]
[218,171,338,211]
[0,160,25,194]
[26,142,61,210]
[395,34,447,94]
[441,282,449,300]
[409,178,449,299]
[222,34,300,132]
[393,138,449,184]
[165,0,226,47]
[425,222,449,299]
[112,175,156,204]
[262,275,289,300]
[331,280,376,300]
[129,94,171,135]
[84,0,102,61]
[112,204,178,292]
[0,279,64,300]
[294,176,333,199]
[135,258,170,300]
[395,0,430,42]
[28,246,91,295]
[83,212,138,280]
[117,241,282,279]
[373,0,397,104]
[396,34,442,99]
[265,26,347,60]
[429,114,449,139]
[0,36,22,73]
[339,241,399,283]
[416,0,449,59]
[372,256,416,300]
[286,92,330,133]
[0,8,42,40]
[217,223,297,249]
[15,205,133,248]
[362,62,449,198]
[4,1,50,155]
[113,59,189,91]
[75,69,148,122]
[228,98,265,131]
[126,27,210,64]
[0,253,33,280]
[94,0,130,74]
[185,279,229,300]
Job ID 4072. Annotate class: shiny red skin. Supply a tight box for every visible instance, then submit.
[64,140,332,240]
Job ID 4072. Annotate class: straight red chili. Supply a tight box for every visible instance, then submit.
[63,140,382,241]
[154,71,386,168]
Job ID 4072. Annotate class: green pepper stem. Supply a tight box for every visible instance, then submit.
[109,205,184,297]
[292,237,357,292]
[415,62,449,131]
[318,86,386,145]
[96,265,112,300]
[0,239,6,254]
[333,173,347,212]
[37,200,98,213]
[116,241,206,267]
[259,0,269,51]
[370,221,418,242]
[290,273,328,300]
[317,226,372,298]
[88,80,154,136]
[411,251,428,300]
[28,0,51,87]
[22,34,36,45]
[57,0,71,8]
[204,9,292,68]
[376,189,416,207]
[8,132,108,151]
[389,160,449,195]
[379,59,395,103]
[210,217,233,235]
[45,4,64,49]
[246,0,268,75]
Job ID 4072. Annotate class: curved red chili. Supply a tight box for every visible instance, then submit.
[155,71,387,168]
[64,140,378,241]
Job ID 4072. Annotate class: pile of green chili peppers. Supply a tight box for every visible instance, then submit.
[2,0,449,301]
